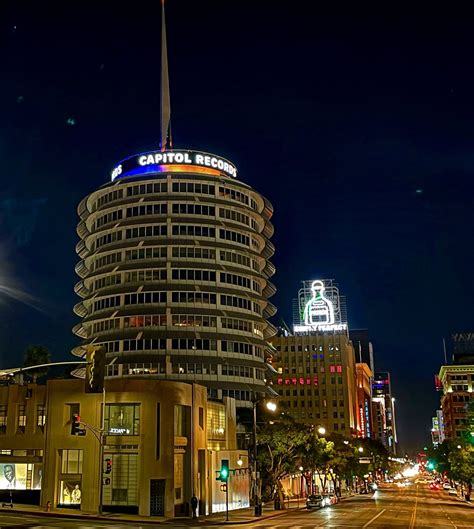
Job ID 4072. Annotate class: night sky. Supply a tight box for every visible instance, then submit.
[1,2,473,453]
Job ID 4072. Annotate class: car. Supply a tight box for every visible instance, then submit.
[443,483,451,490]
[429,482,440,490]
[306,495,324,509]
[448,488,458,496]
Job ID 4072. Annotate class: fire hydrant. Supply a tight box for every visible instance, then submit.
[46,501,51,512]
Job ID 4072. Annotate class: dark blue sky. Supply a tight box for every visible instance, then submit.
[1,2,473,452]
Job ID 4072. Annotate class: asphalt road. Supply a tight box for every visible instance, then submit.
[0,484,472,528]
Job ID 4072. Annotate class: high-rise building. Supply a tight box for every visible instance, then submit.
[73,150,277,407]
[356,363,373,438]
[431,410,445,446]
[371,397,387,445]
[271,279,358,435]
[438,364,473,440]
[349,329,375,373]
[372,372,398,453]
[72,2,276,409]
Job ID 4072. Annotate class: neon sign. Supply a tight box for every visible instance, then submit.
[110,149,237,181]
[294,279,347,333]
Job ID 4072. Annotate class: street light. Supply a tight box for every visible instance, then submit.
[318,426,326,435]
[266,401,277,412]
[343,440,349,445]
[358,447,364,453]
[253,398,277,516]
[298,466,304,508]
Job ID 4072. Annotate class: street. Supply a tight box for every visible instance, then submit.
[0,484,472,528]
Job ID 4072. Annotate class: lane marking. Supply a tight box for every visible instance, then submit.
[362,508,386,528]
[408,484,419,529]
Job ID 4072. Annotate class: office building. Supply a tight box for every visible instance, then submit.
[73,151,276,408]
[431,410,445,446]
[349,329,375,373]
[372,372,397,453]
[438,364,473,440]
[271,279,358,435]
[356,363,373,438]
[0,379,248,516]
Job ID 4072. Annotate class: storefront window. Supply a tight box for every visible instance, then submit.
[60,480,82,505]
[105,404,140,435]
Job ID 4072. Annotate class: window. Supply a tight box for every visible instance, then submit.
[127,182,167,196]
[37,405,46,429]
[172,246,215,260]
[172,203,215,216]
[172,314,216,328]
[126,204,167,218]
[66,404,80,425]
[61,449,83,474]
[0,405,9,433]
[105,404,140,435]
[171,225,216,238]
[125,225,167,239]
[219,229,249,247]
[17,405,27,431]
[172,182,215,195]
[171,269,216,282]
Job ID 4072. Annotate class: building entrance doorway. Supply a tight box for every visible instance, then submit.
[150,479,165,516]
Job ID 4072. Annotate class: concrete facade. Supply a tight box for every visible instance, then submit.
[0,379,248,517]
[73,153,277,408]
[271,332,358,435]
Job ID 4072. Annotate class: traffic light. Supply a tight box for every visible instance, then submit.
[71,414,81,435]
[427,460,436,471]
[85,345,106,394]
[105,458,112,474]
[219,459,229,482]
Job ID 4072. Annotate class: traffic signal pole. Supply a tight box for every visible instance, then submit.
[98,388,105,515]
[226,476,229,522]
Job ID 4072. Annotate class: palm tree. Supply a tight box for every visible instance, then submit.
[23,345,51,382]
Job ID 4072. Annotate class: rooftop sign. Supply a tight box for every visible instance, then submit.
[293,279,347,334]
[111,149,237,181]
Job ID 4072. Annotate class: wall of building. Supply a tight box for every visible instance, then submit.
[271,332,357,435]
[0,384,45,500]
[439,364,473,440]
[0,379,247,517]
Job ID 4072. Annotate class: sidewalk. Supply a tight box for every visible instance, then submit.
[0,499,304,525]
[0,496,357,525]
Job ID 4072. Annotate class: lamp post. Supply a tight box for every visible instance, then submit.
[252,398,277,516]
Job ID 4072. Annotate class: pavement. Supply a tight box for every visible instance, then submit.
[0,497,307,526]
[0,483,472,527]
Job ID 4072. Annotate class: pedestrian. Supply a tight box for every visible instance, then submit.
[190,495,198,519]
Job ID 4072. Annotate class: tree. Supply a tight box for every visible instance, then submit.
[426,440,451,476]
[299,432,334,494]
[257,421,310,507]
[449,443,474,498]
[23,345,51,382]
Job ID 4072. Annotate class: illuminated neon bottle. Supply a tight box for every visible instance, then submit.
[303,280,335,326]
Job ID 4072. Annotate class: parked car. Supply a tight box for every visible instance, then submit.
[306,495,324,509]
[448,488,458,496]
[443,483,452,490]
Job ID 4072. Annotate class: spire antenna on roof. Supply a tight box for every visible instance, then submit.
[160,0,172,151]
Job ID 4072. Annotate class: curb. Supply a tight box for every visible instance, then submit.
[204,508,306,525]
[0,507,168,525]
[0,506,304,525]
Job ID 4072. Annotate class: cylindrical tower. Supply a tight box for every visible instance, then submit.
[73,149,276,407]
